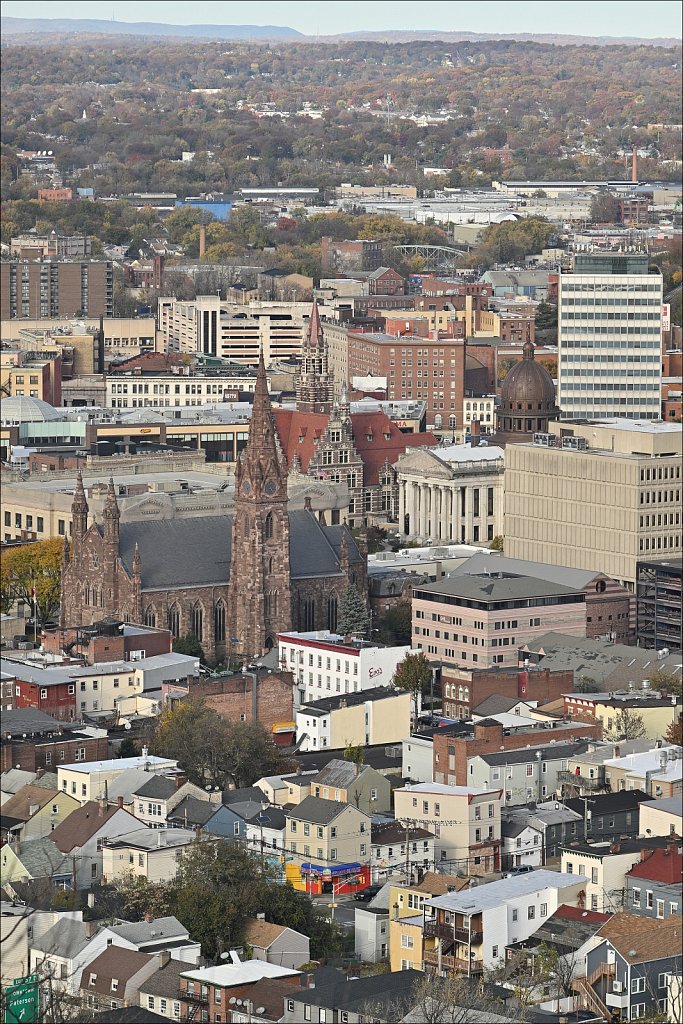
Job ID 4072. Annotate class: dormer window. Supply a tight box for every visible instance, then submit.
[89,974,97,986]
[366,434,373,442]
[111,979,118,992]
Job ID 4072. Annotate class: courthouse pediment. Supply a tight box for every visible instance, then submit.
[394,448,454,479]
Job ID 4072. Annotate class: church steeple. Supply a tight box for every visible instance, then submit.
[229,350,292,659]
[103,477,120,545]
[295,299,334,413]
[71,471,89,541]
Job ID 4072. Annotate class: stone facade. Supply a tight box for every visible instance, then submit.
[60,357,367,664]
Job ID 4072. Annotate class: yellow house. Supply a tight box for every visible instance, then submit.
[1,837,71,885]
[388,872,468,973]
[1,785,80,842]
[592,697,681,741]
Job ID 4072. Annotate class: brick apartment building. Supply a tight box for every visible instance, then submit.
[440,666,574,719]
[0,260,114,319]
[41,620,173,665]
[175,669,295,740]
[1,707,110,772]
[346,332,489,429]
[433,718,603,787]
[320,236,383,273]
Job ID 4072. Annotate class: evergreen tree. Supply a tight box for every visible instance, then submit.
[336,586,370,638]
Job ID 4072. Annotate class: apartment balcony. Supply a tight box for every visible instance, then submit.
[181,990,209,1005]
[424,949,484,974]
[557,770,608,792]
[424,920,483,945]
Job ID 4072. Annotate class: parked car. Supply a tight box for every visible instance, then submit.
[505,865,535,877]
[354,884,383,902]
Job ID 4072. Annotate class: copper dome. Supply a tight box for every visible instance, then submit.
[500,341,556,408]
[497,341,558,437]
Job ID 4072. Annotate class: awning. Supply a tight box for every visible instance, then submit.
[301,862,361,875]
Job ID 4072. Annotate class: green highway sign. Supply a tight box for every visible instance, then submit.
[5,975,39,1024]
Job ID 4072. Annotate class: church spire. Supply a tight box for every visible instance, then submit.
[103,477,120,544]
[295,299,334,413]
[71,470,89,539]
[236,351,287,502]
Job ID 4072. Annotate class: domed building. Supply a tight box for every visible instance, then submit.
[496,341,559,439]
[0,395,62,425]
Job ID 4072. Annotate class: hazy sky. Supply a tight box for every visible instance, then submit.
[2,0,681,38]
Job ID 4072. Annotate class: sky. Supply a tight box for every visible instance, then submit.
[2,0,681,38]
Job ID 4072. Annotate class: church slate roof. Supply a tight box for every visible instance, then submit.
[118,511,363,590]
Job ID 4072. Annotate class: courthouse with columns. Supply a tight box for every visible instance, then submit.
[395,442,505,545]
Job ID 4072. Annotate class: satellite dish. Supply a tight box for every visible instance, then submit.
[256,1008,266,1015]
[229,998,236,1005]
[123,721,131,731]
[236,999,243,1006]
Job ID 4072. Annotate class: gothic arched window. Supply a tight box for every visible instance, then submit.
[168,604,180,638]
[303,597,316,631]
[327,594,338,632]
[91,585,98,608]
[264,512,274,540]
[265,591,278,618]
[144,606,156,628]
[191,602,203,642]
[214,600,226,643]
[267,556,274,575]
[83,584,89,606]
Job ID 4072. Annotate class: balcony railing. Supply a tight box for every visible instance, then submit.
[424,949,484,974]
[424,920,483,944]
[557,771,607,791]
[181,990,209,1004]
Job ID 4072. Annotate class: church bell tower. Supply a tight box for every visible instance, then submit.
[229,351,292,659]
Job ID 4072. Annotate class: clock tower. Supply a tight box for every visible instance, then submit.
[229,350,292,659]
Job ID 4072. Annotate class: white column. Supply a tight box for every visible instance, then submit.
[440,487,448,542]
[398,481,405,533]
[463,486,471,544]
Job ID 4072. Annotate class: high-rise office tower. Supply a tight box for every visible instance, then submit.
[558,252,663,420]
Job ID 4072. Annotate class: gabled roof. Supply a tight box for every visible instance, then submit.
[49,802,134,853]
[310,758,374,789]
[626,846,682,885]
[412,872,469,896]
[1,785,60,822]
[472,694,527,717]
[167,796,217,827]
[33,917,100,959]
[79,945,153,994]
[133,776,177,800]
[289,968,423,1013]
[597,912,682,964]
[6,836,70,878]
[138,958,189,998]
[243,917,292,949]
[287,795,356,825]
[564,790,653,816]
[108,916,189,946]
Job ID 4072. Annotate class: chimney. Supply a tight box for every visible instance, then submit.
[194,824,202,839]
[117,796,124,809]
[175,774,187,790]
[35,768,45,779]
[666,840,678,856]
[470,419,481,447]
[631,145,638,183]
[144,912,154,923]
[640,847,653,861]
[609,841,620,854]
[354,762,361,776]
[304,496,313,511]
[199,223,207,259]
[158,950,171,968]
[84,920,96,940]
[98,799,106,817]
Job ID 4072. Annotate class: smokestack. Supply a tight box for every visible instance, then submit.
[631,145,638,183]
[117,796,124,809]
[199,223,207,259]
[470,419,481,447]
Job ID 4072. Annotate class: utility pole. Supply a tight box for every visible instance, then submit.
[580,796,595,840]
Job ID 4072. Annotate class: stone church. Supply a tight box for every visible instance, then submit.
[60,353,367,664]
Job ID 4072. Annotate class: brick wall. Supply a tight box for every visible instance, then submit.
[433,718,603,786]
[1,734,110,772]
[441,666,574,718]
[188,670,294,731]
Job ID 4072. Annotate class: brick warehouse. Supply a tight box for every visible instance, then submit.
[59,354,368,664]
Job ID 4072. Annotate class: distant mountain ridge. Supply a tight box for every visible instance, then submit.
[0,16,303,40]
[0,16,679,47]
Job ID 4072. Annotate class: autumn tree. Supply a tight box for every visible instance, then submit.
[393,651,432,718]
[664,719,682,745]
[647,666,682,697]
[0,537,63,623]
[604,708,648,742]
[151,699,282,788]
